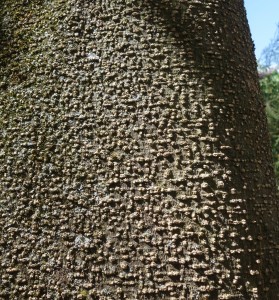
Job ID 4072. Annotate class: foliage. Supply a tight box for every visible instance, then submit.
[260,71,279,184]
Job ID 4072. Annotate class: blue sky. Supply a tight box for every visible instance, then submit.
[244,0,279,60]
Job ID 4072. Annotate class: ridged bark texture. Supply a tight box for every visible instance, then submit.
[0,0,278,299]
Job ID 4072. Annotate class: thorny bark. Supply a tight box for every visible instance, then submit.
[0,0,278,299]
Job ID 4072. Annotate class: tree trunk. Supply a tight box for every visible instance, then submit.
[0,0,278,299]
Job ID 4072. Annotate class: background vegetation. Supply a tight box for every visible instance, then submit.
[259,22,279,186]
[260,71,279,186]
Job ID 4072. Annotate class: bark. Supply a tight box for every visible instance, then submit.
[0,0,278,299]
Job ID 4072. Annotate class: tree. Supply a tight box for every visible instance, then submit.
[261,23,279,68]
[0,0,278,299]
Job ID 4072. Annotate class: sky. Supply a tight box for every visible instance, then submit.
[244,0,279,61]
